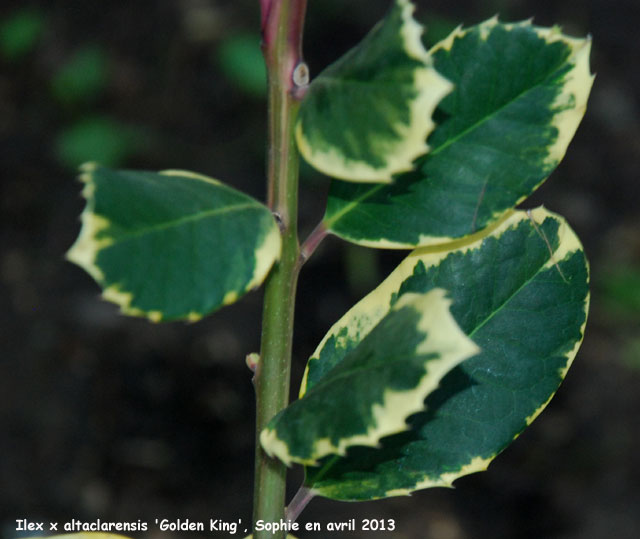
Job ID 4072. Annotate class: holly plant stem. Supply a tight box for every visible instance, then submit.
[253,1,307,538]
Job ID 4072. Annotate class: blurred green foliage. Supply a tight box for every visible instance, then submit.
[0,7,44,60]
[215,33,266,98]
[600,264,640,372]
[621,337,640,371]
[51,45,109,105]
[55,116,141,168]
[601,265,640,318]
[49,43,141,169]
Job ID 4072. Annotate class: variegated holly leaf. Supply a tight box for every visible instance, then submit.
[324,19,594,247]
[67,164,281,321]
[295,0,452,183]
[301,207,589,500]
[260,288,479,466]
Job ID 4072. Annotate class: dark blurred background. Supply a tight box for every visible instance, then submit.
[1,1,639,538]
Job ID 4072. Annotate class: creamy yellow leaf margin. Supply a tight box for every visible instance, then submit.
[295,0,452,183]
[261,288,479,466]
[302,207,587,398]
[66,163,282,322]
[431,17,594,177]
[65,163,112,284]
[389,455,494,495]
[301,207,588,495]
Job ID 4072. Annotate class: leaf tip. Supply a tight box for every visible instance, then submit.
[408,288,480,362]
[396,0,428,63]
[296,0,452,183]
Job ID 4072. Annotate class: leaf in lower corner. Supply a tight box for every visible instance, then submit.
[260,288,479,466]
[295,0,452,183]
[303,207,589,501]
[324,19,594,248]
[66,164,281,321]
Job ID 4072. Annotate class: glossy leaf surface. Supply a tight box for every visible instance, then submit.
[302,208,589,500]
[260,289,478,465]
[296,0,452,183]
[67,164,281,321]
[324,19,593,247]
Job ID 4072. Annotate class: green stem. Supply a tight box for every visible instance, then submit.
[253,1,307,538]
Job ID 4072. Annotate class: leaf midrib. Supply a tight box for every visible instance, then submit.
[100,202,260,245]
[308,221,567,397]
[323,57,569,233]
[305,234,572,490]
[467,250,563,340]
